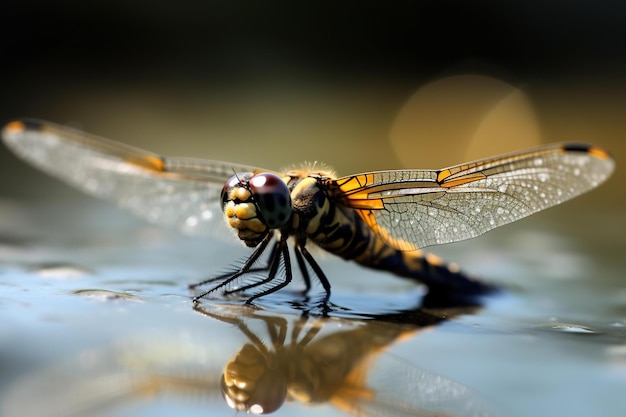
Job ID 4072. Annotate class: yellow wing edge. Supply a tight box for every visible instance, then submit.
[3,119,167,173]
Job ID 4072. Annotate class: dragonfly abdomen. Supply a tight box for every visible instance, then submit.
[356,245,493,294]
[293,181,492,294]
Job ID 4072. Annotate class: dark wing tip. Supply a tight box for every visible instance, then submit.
[2,119,47,136]
[561,143,614,161]
[562,143,593,153]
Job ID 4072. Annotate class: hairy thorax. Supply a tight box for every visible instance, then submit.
[286,169,372,259]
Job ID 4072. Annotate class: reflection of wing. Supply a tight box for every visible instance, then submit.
[2,119,268,237]
[334,143,614,251]
[333,354,497,417]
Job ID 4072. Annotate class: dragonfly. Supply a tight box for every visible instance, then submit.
[1,119,615,304]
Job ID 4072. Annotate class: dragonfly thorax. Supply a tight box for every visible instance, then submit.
[221,172,292,247]
[289,175,333,237]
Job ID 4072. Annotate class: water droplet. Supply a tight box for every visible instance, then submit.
[32,263,92,279]
[550,323,598,334]
[72,289,143,302]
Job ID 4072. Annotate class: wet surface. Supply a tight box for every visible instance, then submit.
[1,196,625,417]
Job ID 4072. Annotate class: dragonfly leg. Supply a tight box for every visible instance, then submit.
[244,236,293,305]
[222,241,283,295]
[191,265,268,287]
[191,233,274,302]
[294,246,312,292]
[297,243,331,304]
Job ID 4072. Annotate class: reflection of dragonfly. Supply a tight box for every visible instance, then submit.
[193,303,495,416]
[2,120,615,303]
[2,303,496,417]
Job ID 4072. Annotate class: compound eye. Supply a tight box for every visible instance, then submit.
[248,173,291,229]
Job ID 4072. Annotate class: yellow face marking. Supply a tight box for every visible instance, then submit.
[245,218,267,233]
[234,202,257,220]
[234,187,251,201]
[224,201,236,218]
[226,217,267,235]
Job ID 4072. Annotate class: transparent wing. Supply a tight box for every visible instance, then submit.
[337,354,498,417]
[334,143,615,251]
[1,119,269,237]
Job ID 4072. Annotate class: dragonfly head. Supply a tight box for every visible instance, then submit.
[221,172,292,247]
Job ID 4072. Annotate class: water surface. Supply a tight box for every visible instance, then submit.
[1,194,624,417]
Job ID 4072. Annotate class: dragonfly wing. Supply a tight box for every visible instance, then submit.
[334,143,615,251]
[1,119,266,237]
[343,354,499,417]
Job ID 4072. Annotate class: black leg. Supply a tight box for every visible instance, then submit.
[223,240,283,295]
[191,235,334,306]
[294,245,312,292]
[299,244,331,304]
[244,236,293,305]
[191,233,273,302]
[192,265,269,287]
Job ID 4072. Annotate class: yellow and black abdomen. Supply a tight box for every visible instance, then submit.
[291,177,492,294]
[327,205,492,294]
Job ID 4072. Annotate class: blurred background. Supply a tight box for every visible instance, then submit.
[1,3,626,417]
[1,1,624,200]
